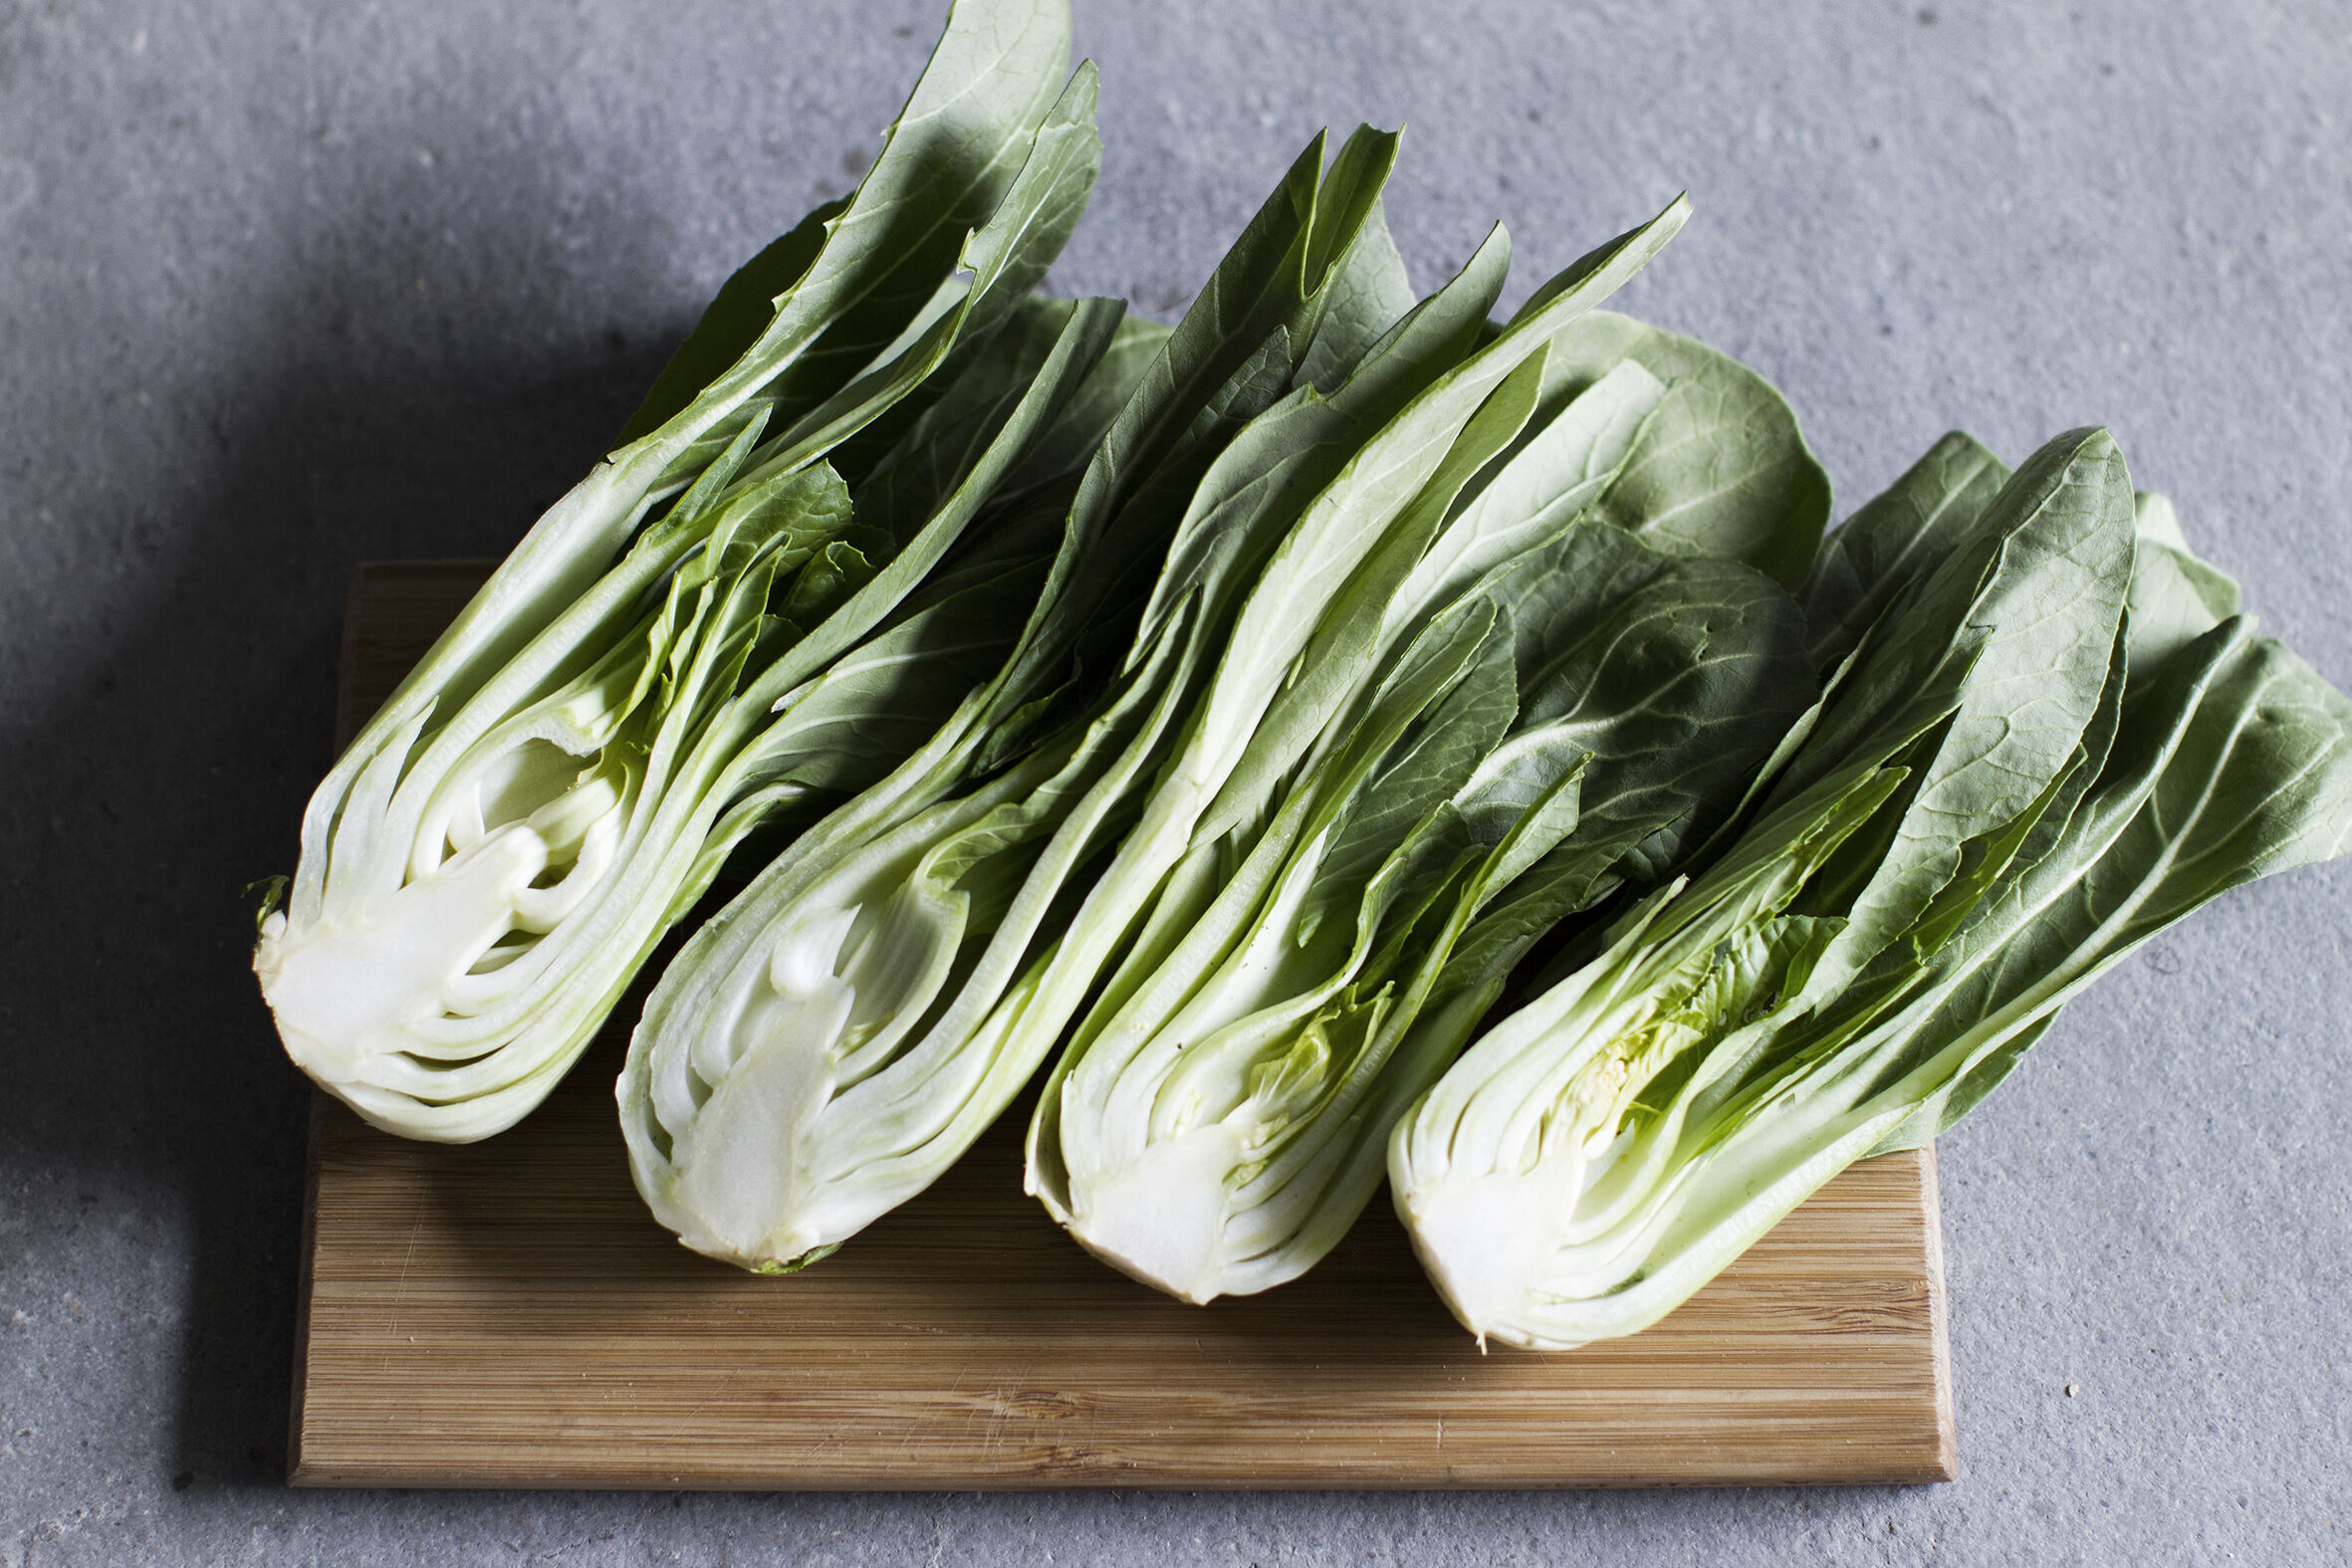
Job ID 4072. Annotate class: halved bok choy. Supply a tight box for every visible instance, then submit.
[1391,425,2352,1349]
[255,0,1132,1141]
[618,122,1471,1268]
[1026,314,1830,1303]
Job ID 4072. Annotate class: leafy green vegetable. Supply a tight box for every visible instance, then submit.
[1020,303,1833,1301]
[619,124,1480,1268]
[255,0,1126,1141]
[1389,430,2352,1349]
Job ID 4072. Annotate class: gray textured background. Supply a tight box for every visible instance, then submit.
[4,0,2349,1561]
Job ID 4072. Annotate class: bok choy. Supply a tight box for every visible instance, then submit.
[618,123,1476,1269]
[255,0,1128,1141]
[1025,317,1830,1303]
[1389,426,2352,1348]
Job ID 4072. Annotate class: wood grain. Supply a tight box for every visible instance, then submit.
[289,560,1957,1490]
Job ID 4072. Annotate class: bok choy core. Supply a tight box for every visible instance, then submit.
[1389,427,2352,1349]
[255,0,1126,1141]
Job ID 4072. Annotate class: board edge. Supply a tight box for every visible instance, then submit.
[285,1090,331,1485]
[1919,1138,1958,1481]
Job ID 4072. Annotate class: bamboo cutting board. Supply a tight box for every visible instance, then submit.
[288,560,1956,1490]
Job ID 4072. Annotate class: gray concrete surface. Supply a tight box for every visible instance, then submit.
[5,0,2349,1561]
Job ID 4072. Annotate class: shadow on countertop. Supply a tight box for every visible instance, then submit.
[0,111,690,1493]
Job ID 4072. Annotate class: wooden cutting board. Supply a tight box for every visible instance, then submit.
[288,560,1955,1490]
